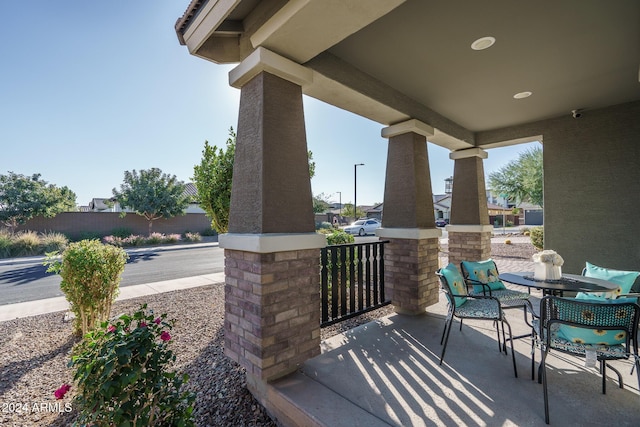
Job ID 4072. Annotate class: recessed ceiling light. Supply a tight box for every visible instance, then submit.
[471,36,495,51]
[513,91,532,99]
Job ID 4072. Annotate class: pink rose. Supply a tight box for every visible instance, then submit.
[139,322,147,328]
[160,331,171,342]
[54,384,71,400]
[107,325,116,333]
[154,317,162,325]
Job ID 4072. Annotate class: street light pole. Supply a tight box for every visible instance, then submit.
[354,163,364,220]
[336,191,341,220]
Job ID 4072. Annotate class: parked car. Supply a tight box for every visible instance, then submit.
[435,218,449,227]
[343,219,381,236]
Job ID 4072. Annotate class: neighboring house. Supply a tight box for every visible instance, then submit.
[87,182,206,214]
[364,198,450,223]
[518,201,543,225]
[183,182,206,214]
[365,203,383,220]
[366,194,526,225]
[433,194,451,221]
[486,189,513,209]
[88,198,116,212]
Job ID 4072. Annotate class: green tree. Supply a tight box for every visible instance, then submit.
[312,192,331,214]
[112,168,189,235]
[341,203,365,220]
[488,146,543,207]
[0,171,77,232]
[308,150,316,179]
[193,129,317,233]
[193,129,236,233]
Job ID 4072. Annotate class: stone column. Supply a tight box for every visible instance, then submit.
[447,148,493,267]
[220,48,326,383]
[378,120,442,315]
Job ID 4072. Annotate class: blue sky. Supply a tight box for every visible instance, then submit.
[1,2,537,207]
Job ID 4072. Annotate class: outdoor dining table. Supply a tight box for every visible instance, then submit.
[499,272,619,297]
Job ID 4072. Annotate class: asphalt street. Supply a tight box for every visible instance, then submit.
[0,243,223,305]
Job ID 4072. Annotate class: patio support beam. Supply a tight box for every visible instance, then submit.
[447,148,493,267]
[220,49,325,389]
[378,120,441,314]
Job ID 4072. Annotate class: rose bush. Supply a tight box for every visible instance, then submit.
[69,304,195,426]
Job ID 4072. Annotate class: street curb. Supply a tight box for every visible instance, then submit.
[0,241,219,267]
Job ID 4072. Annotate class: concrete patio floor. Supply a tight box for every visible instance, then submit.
[265,288,640,426]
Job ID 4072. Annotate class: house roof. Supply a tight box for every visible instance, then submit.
[175,0,640,151]
[184,182,198,200]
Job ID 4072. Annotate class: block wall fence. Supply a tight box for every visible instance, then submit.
[14,212,213,239]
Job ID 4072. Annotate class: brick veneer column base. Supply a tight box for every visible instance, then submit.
[385,237,440,315]
[224,248,321,382]
[447,231,492,267]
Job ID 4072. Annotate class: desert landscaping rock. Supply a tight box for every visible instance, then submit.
[0,240,536,426]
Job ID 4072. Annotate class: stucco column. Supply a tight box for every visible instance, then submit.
[220,48,326,384]
[378,120,442,315]
[447,148,493,267]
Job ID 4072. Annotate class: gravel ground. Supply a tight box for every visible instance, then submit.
[0,239,535,427]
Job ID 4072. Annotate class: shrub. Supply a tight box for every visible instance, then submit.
[77,231,103,242]
[102,235,124,247]
[40,231,69,253]
[45,239,128,335]
[11,230,41,257]
[162,233,181,244]
[319,228,355,245]
[530,226,544,250]
[110,227,133,239]
[0,229,12,258]
[69,305,196,426]
[123,234,145,247]
[200,228,217,236]
[183,232,202,242]
[316,221,333,230]
[146,232,164,244]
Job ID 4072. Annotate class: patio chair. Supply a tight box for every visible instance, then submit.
[461,259,532,309]
[437,264,518,377]
[538,296,640,424]
[461,259,535,350]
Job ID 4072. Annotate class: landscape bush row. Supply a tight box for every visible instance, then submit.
[0,229,205,259]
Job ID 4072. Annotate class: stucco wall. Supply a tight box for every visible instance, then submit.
[543,101,640,278]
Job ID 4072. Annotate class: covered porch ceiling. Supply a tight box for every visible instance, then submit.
[176,0,640,151]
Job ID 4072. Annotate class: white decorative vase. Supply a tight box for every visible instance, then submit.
[534,263,562,281]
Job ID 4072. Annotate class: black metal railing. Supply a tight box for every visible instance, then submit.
[320,240,391,327]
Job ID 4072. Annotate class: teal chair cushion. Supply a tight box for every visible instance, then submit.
[461,259,506,293]
[557,293,629,345]
[441,263,467,307]
[584,261,640,298]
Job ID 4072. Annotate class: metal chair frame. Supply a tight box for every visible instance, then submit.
[538,296,640,424]
[461,260,536,360]
[437,270,518,378]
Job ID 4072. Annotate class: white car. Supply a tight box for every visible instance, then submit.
[343,219,381,236]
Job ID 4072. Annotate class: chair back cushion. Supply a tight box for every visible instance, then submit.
[461,259,506,293]
[583,262,640,298]
[440,263,467,307]
[554,295,632,345]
